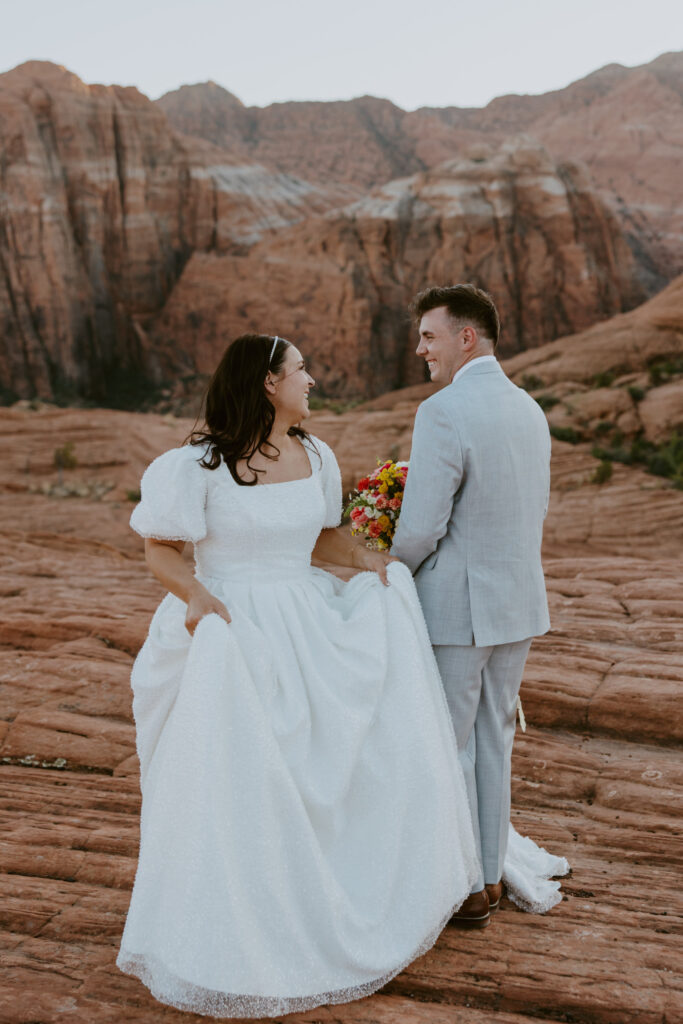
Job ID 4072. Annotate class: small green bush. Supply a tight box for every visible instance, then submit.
[535,394,560,411]
[521,374,545,391]
[592,431,683,489]
[627,385,646,402]
[647,356,683,387]
[550,425,583,444]
[594,420,616,436]
[592,371,615,388]
[54,442,77,470]
[126,488,142,502]
[307,395,361,415]
[591,460,613,484]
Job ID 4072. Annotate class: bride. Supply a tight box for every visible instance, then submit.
[116,333,566,1019]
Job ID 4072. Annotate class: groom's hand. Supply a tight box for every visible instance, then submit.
[351,546,399,586]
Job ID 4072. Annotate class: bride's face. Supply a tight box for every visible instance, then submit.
[268,345,315,423]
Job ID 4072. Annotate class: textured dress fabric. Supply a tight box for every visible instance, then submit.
[116,437,567,1019]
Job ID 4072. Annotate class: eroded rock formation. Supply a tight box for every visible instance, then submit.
[0,62,351,404]
[160,53,683,286]
[0,384,681,1022]
[503,272,683,446]
[149,139,644,398]
[1,55,680,407]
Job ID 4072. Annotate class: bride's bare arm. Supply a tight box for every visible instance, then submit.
[144,538,232,633]
[312,527,398,586]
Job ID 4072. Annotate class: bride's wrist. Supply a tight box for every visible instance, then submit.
[186,578,207,602]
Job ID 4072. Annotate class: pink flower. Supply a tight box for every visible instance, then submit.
[367,520,382,538]
[375,495,389,510]
[389,496,402,510]
[350,507,369,525]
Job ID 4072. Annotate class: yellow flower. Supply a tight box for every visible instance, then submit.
[377,514,391,530]
[378,483,389,494]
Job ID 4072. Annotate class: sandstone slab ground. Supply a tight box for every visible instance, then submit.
[1,406,681,1023]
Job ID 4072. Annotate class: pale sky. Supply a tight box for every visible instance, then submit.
[3,0,681,110]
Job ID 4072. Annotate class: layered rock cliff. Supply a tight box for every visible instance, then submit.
[1,56,679,405]
[0,62,352,404]
[149,139,644,398]
[160,52,683,287]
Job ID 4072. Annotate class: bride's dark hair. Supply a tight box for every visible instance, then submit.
[187,333,318,485]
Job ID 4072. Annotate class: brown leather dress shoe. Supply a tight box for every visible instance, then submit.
[451,888,490,929]
[485,881,503,914]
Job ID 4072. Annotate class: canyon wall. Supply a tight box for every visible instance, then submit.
[0,62,349,403]
[1,54,681,404]
[149,140,644,398]
[160,53,683,288]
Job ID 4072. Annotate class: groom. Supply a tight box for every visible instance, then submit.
[391,284,551,929]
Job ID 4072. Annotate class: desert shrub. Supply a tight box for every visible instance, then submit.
[550,425,583,444]
[54,442,77,470]
[591,460,613,484]
[534,394,560,411]
[647,356,683,387]
[306,396,327,411]
[594,420,616,436]
[592,371,615,388]
[126,488,142,502]
[627,385,646,402]
[592,442,629,463]
[521,374,544,391]
[307,395,361,415]
[593,431,683,489]
[643,433,683,488]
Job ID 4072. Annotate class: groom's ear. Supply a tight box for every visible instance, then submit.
[461,325,477,349]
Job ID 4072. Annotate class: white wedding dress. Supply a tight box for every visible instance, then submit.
[116,436,568,1019]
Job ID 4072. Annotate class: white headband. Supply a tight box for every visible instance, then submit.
[269,336,280,365]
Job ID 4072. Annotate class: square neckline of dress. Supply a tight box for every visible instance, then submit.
[222,435,316,487]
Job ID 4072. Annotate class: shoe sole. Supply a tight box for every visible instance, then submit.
[451,913,491,930]
[488,901,500,914]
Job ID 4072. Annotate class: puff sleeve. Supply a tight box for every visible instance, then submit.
[315,438,343,529]
[130,446,209,543]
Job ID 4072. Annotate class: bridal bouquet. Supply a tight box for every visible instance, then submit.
[344,460,408,550]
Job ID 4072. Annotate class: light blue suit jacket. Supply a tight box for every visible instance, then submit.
[391,360,551,647]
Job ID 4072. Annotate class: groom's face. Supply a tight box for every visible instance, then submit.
[416,307,465,384]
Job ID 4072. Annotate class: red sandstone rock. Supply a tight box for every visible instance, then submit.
[0,62,351,404]
[150,138,644,398]
[158,87,423,191]
[503,273,683,444]
[0,294,682,1022]
[5,56,682,408]
[159,53,683,285]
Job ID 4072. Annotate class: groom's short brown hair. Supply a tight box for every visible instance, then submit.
[411,284,500,347]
